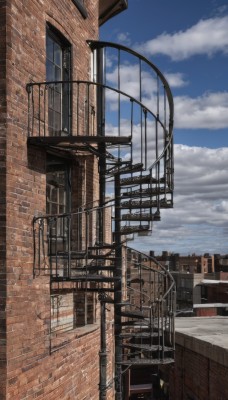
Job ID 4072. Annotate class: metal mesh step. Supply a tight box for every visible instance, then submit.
[119,332,161,338]
[74,266,116,272]
[118,310,145,319]
[121,212,160,221]
[121,343,173,352]
[51,274,120,283]
[121,187,172,198]
[107,163,143,176]
[120,174,157,186]
[119,225,150,235]
[118,358,174,366]
[120,198,172,209]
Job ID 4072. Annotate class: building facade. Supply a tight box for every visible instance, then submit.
[169,317,228,400]
[0,1,175,399]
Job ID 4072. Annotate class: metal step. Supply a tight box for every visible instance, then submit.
[88,244,115,250]
[107,163,143,176]
[119,332,161,339]
[74,266,116,272]
[119,320,149,327]
[121,212,160,222]
[120,174,157,187]
[79,287,115,293]
[118,358,174,366]
[119,225,150,235]
[118,310,145,319]
[121,343,173,352]
[120,200,158,209]
[87,254,117,260]
[51,274,120,283]
[120,198,172,209]
[121,187,172,198]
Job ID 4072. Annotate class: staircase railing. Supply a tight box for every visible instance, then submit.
[29,39,175,398]
[119,246,175,366]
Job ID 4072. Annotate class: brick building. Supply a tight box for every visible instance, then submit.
[152,251,215,274]
[0,1,175,399]
[168,317,228,400]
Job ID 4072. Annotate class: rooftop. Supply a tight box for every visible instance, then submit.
[175,317,228,367]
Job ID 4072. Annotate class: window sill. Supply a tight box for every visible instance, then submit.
[72,0,88,19]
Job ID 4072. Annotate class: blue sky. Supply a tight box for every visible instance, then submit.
[100,0,228,256]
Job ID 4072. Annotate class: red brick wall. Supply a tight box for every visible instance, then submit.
[2,0,116,399]
[0,1,7,397]
[195,307,217,317]
[169,344,228,400]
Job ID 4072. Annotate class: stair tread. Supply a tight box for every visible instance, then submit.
[120,175,157,186]
[121,343,173,351]
[119,225,150,234]
[118,310,145,319]
[118,358,174,366]
[121,187,172,198]
[51,274,120,283]
[74,266,115,272]
[119,320,149,327]
[119,332,161,338]
[120,198,172,209]
[121,212,160,221]
[107,163,144,176]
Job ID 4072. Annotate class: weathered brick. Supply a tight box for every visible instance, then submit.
[1,1,115,399]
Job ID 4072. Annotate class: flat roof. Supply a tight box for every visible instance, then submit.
[175,317,228,367]
[200,279,228,284]
[193,303,228,308]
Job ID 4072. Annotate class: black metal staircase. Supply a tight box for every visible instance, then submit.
[28,40,175,399]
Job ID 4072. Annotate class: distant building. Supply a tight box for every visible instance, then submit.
[171,272,203,312]
[151,251,215,273]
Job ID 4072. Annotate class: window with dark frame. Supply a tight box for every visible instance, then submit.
[46,155,71,255]
[46,26,71,136]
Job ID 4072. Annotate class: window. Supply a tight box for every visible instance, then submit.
[46,155,71,215]
[46,26,71,136]
[46,155,71,255]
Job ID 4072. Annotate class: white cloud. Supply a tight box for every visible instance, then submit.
[165,73,188,88]
[117,32,131,46]
[175,92,228,129]
[133,145,228,255]
[105,61,228,130]
[136,16,228,60]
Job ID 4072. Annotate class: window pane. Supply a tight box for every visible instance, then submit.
[55,66,62,83]
[46,35,54,62]
[46,28,71,136]
[54,92,61,113]
[46,60,55,81]
[54,42,62,67]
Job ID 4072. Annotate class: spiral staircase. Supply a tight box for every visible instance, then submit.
[28,41,175,399]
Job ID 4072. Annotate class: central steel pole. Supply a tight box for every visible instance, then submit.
[97,46,108,400]
[114,172,123,399]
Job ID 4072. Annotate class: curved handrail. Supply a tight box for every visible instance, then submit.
[88,40,174,172]
[87,40,174,126]
[126,245,176,299]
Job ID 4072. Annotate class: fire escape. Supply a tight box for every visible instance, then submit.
[27,41,175,399]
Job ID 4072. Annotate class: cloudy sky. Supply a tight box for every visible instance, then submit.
[100,0,228,256]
